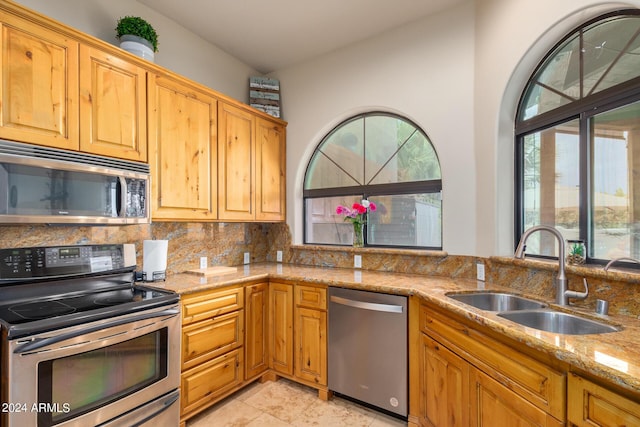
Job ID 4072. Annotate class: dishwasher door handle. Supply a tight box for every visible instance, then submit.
[330,295,404,313]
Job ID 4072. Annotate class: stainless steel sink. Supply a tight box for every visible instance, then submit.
[498,310,620,335]
[447,292,546,311]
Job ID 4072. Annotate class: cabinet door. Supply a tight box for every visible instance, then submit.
[218,102,255,220]
[245,282,269,379]
[269,282,293,376]
[470,367,563,427]
[148,73,217,220]
[568,373,640,427]
[79,45,146,161]
[255,117,285,221]
[181,348,244,418]
[420,334,469,427]
[294,306,327,386]
[0,15,78,150]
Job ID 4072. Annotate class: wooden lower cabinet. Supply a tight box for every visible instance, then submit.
[294,306,327,385]
[269,281,294,376]
[245,282,269,379]
[180,285,245,423]
[568,373,640,426]
[420,334,469,427]
[417,302,566,427]
[470,367,563,426]
[268,282,328,393]
[181,348,244,416]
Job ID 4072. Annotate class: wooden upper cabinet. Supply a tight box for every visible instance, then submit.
[0,14,79,150]
[148,73,218,220]
[218,102,255,221]
[256,117,286,221]
[79,45,147,161]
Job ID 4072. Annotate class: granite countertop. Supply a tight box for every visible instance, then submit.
[154,262,640,397]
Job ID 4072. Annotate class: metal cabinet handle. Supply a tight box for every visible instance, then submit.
[330,295,404,313]
[14,308,179,354]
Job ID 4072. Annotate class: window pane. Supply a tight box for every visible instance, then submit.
[520,36,580,120]
[305,119,364,190]
[368,194,442,247]
[584,16,640,95]
[363,115,416,183]
[591,101,640,259]
[522,120,580,256]
[305,196,362,245]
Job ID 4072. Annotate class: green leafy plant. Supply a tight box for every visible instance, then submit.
[570,242,584,256]
[115,16,159,52]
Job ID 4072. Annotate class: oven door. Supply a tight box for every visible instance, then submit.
[4,304,180,427]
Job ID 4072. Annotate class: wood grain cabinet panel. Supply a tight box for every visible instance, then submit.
[182,310,243,371]
[419,334,469,427]
[245,282,269,380]
[148,73,218,220]
[294,306,327,386]
[255,117,285,221]
[568,373,640,427]
[0,14,79,150]
[269,282,294,376]
[181,348,244,417]
[218,102,255,221]
[79,45,147,161]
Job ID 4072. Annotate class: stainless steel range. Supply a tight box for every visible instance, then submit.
[0,244,180,427]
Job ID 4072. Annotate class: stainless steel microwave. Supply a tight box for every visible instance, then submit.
[0,140,149,224]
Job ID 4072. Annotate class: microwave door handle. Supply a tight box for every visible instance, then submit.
[13,308,179,354]
[117,176,127,217]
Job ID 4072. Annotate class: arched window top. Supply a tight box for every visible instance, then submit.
[304,113,440,191]
[518,10,640,122]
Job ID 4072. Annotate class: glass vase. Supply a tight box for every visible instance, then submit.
[352,222,364,248]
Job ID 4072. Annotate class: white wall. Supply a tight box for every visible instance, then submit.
[14,0,258,102]
[474,0,640,256]
[272,2,477,255]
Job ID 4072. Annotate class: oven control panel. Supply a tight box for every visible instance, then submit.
[0,244,135,280]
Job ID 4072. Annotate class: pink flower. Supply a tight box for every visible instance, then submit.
[336,205,345,215]
[369,202,377,211]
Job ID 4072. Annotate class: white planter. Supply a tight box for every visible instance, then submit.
[119,34,155,62]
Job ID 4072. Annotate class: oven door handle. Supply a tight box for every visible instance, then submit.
[14,308,179,354]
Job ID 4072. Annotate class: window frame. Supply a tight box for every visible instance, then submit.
[303,111,443,249]
[515,9,640,265]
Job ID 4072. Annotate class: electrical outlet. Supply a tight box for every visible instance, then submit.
[244,252,250,265]
[199,256,208,269]
[476,262,485,281]
[354,255,362,269]
[276,250,283,263]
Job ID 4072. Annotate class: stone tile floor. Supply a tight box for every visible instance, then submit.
[187,378,407,426]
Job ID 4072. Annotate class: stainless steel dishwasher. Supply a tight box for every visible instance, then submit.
[328,287,407,417]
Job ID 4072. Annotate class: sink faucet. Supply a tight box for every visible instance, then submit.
[603,257,640,271]
[514,225,588,305]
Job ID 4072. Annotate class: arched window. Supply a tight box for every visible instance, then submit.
[303,112,442,248]
[515,10,640,265]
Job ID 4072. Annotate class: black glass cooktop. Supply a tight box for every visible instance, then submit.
[0,274,178,339]
[0,286,170,325]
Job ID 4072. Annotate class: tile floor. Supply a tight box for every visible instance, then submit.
[187,378,407,427]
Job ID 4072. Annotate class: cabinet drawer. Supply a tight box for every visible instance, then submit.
[421,304,566,422]
[568,373,640,426]
[295,285,326,310]
[182,286,244,324]
[182,310,244,371]
[181,348,244,417]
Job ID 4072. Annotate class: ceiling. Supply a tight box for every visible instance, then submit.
[138,0,465,74]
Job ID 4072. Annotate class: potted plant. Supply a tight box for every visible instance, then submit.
[115,16,158,61]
